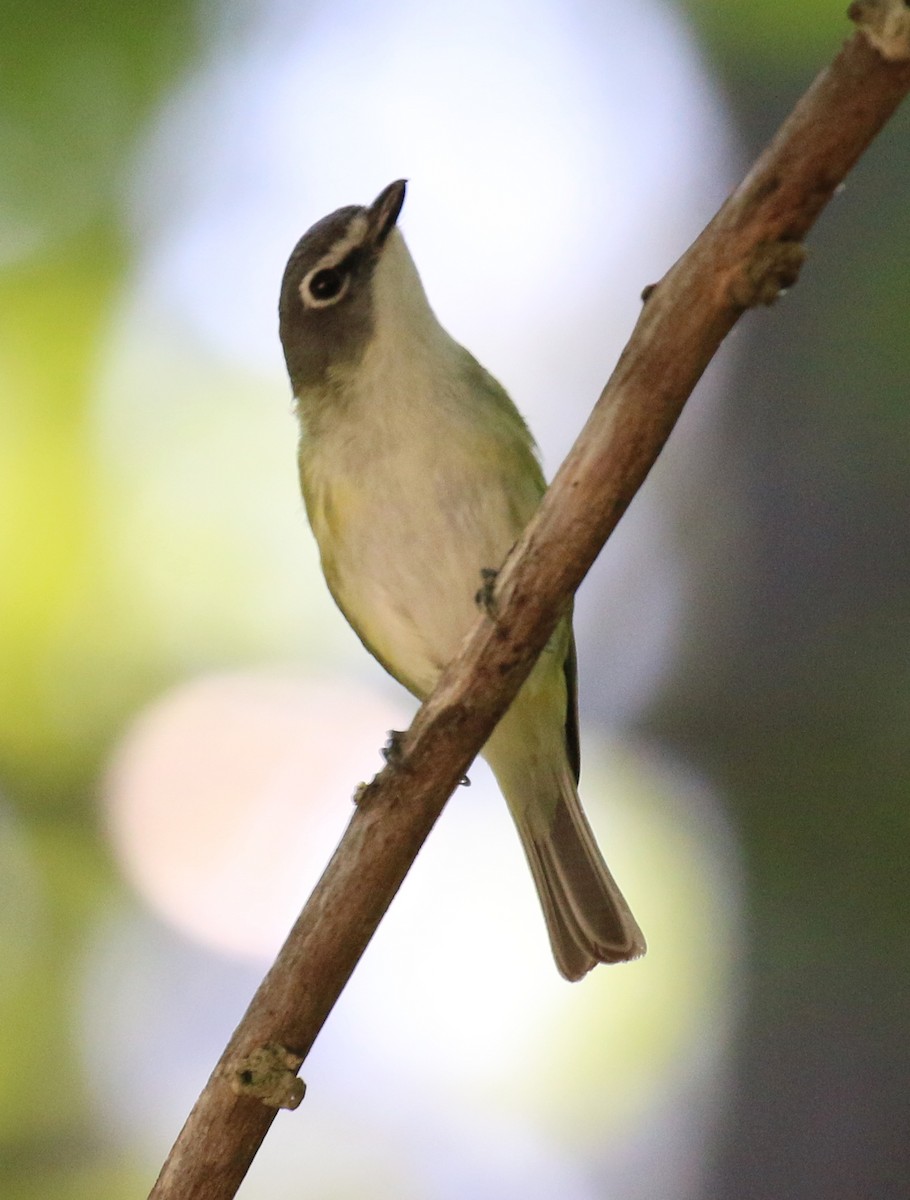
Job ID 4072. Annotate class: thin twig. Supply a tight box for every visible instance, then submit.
[149,13,910,1199]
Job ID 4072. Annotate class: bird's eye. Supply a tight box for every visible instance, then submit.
[307,267,346,304]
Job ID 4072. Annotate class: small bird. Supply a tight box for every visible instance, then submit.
[278,180,645,980]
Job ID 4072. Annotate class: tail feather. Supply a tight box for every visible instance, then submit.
[483,647,646,981]
[514,768,646,982]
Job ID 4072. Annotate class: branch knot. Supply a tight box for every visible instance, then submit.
[849,0,910,62]
[729,240,807,309]
[228,1043,306,1110]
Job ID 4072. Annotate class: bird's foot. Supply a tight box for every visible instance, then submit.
[475,567,499,618]
[380,730,468,788]
[381,729,406,766]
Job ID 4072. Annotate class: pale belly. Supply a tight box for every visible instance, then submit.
[308,450,535,698]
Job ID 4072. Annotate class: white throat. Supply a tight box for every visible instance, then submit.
[369,229,449,353]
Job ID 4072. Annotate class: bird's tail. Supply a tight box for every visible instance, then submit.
[512,764,646,981]
[485,709,646,981]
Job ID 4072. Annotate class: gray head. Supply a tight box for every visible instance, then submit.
[279,180,407,394]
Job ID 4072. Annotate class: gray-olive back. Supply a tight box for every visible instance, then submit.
[278,204,376,393]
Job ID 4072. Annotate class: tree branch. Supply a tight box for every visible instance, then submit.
[148,12,910,1199]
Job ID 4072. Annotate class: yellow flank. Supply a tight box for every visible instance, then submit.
[304,467,361,559]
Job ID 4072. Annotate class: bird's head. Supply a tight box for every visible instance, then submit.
[279,179,419,395]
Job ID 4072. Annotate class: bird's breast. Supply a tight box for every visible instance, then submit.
[299,392,537,698]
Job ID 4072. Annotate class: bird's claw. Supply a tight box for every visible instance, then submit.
[381,729,406,766]
[475,567,499,617]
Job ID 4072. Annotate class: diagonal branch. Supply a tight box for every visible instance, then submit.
[149,11,910,1199]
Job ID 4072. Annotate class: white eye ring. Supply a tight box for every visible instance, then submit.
[300,264,350,308]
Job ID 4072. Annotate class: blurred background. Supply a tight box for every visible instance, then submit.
[1,1,908,1197]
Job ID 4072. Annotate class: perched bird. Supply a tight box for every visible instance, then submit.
[278,180,645,980]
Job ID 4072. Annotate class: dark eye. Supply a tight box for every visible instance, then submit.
[308,267,345,302]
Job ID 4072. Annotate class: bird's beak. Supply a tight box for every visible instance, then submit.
[368,179,407,247]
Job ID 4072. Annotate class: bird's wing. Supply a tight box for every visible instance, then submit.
[563,624,581,784]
